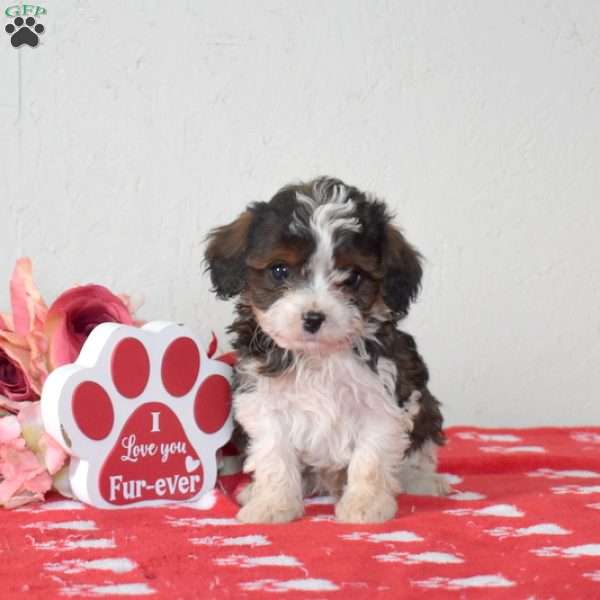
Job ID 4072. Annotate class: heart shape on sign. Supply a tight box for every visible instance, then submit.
[185,455,201,474]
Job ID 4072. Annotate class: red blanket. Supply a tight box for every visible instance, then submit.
[3,427,600,599]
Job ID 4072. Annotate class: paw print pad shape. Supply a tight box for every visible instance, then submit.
[5,17,44,48]
[41,322,233,508]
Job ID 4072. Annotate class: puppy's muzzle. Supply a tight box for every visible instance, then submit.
[302,311,326,333]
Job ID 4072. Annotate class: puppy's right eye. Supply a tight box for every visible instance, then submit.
[270,263,289,282]
[343,269,362,289]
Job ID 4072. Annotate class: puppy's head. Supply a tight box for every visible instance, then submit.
[205,177,422,354]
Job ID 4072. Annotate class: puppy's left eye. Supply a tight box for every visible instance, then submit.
[270,263,289,282]
[343,270,361,288]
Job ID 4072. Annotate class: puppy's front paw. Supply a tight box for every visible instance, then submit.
[237,495,303,524]
[335,490,398,523]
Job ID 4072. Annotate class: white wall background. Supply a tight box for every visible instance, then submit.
[2,1,599,427]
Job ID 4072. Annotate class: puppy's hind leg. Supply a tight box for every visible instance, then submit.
[236,482,254,506]
[399,440,451,497]
[303,468,347,500]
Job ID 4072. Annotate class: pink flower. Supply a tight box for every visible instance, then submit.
[0,259,49,399]
[0,408,48,509]
[0,260,146,509]
[0,438,52,509]
[38,432,67,475]
[0,333,39,401]
[10,258,48,340]
[0,399,68,508]
[0,399,68,471]
[0,415,21,441]
[8,258,49,388]
[45,285,135,369]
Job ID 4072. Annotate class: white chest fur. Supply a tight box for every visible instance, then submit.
[234,351,406,471]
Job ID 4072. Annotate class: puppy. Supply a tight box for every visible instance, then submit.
[205,177,448,523]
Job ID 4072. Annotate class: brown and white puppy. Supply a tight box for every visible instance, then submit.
[205,177,447,524]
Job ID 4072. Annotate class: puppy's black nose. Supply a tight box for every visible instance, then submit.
[302,311,325,333]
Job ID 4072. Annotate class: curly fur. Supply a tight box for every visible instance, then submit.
[205,177,448,523]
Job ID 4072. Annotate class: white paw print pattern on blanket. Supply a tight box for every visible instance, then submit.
[8,426,600,598]
[445,504,525,518]
[552,484,600,495]
[531,544,600,558]
[528,468,600,479]
[412,574,516,590]
[485,523,571,539]
[571,432,600,444]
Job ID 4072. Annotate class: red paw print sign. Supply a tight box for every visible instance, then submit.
[41,322,233,509]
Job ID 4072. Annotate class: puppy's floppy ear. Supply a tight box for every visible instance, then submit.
[382,223,423,317]
[204,211,253,299]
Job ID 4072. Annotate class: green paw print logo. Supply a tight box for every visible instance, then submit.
[4,4,46,48]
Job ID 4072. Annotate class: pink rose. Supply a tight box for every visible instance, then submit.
[0,341,38,401]
[45,285,135,369]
